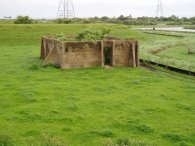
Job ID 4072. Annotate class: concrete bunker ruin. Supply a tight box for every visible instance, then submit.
[40,37,140,69]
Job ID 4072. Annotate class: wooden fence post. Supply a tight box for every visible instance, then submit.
[101,41,104,67]
[189,66,192,75]
[132,43,136,67]
[136,41,140,67]
[40,37,44,59]
[166,61,168,70]
[112,40,116,66]
[60,42,66,69]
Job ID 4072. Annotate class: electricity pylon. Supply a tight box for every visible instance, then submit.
[156,0,163,18]
[57,0,75,19]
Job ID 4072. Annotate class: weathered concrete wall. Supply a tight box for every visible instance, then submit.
[62,42,102,68]
[111,40,139,67]
[115,41,132,67]
[41,37,140,69]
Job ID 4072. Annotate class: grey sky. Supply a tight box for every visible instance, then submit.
[0,0,195,19]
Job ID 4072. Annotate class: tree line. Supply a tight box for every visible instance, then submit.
[9,15,195,25]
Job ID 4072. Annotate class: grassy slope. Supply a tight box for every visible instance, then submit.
[0,24,195,146]
[140,31,195,71]
[157,46,195,68]
[0,24,147,46]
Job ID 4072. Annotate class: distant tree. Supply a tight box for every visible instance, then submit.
[181,17,188,21]
[189,16,195,21]
[14,16,33,24]
[168,15,178,21]
[94,16,99,19]
[101,16,109,21]
[190,17,195,21]
[91,16,99,22]
[162,17,169,21]
[56,18,72,24]
[53,15,194,26]
[82,19,91,24]
[128,14,133,19]
[118,15,128,21]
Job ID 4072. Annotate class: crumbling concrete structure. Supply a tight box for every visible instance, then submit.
[40,37,140,68]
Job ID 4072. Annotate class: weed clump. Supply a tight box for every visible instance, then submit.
[29,64,39,71]
[133,124,154,134]
[40,135,67,146]
[162,133,186,143]
[27,135,67,146]
[0,134,14,146]
[91,130,115,138]
[55,28,111,41]
[103,138,150,146]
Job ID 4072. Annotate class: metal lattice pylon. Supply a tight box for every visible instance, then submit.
[57,0,75,18]
[156,0,163,17]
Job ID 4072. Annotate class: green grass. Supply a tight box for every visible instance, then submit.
[0,24,148,46]
[0,20,14,24]
[156,46,195,70]
[0,24,195,146]
[184,25,195,30]
[140,30,195,71]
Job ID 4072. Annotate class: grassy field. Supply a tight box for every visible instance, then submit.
[139,30,195,71]
[0,23,195,71]
[0,24,195,146]
[184,26,195,30]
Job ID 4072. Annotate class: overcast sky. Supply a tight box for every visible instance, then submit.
[0,0,195,19]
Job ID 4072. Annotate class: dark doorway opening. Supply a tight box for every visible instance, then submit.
[104,47,112,65]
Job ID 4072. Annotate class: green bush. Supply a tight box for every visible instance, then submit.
[14,16,33,24]
[55,33,77,41]
[55,28,111,41]
[82,19,91,24]
[77,28,110,41]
